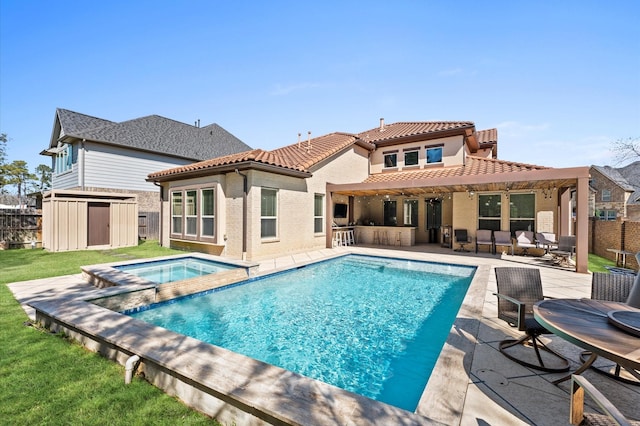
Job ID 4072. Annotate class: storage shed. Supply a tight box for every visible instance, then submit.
[42,190,138,252]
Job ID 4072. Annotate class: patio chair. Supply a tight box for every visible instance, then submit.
[550,235,576,265]
[515,230,536,256]
[494,231,514,255]
[494,267,570,372]
[453,229,472,252]
[475,229,494,254]
[570,375,638,425]
[581,271,640,385]
[535,232,558,253]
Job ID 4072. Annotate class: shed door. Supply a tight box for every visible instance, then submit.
[88,202,110,246]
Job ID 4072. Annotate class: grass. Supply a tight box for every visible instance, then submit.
[587,253,618,273]
[0,241,220,425]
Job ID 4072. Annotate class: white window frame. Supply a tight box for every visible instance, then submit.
[601,189,611,202]
[403,199,418,225]
[55,144,72,174]
[261,188,278,239]
[185,190,198,236]
[201,188,215,238]
[171,191,183,235]
[314,194,324,234]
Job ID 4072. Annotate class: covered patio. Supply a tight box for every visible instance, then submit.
[327,161,591,273]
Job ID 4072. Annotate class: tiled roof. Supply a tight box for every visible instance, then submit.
[148,132,366,179]
[357,121,474,144]
[55,108,252,161]
[363,156,548,184]
[476,128,498,145]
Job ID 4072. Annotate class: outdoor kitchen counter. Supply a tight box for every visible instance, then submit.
[355,226,415,246]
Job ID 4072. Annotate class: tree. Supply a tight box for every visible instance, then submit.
[4,160,36,208]
[34,164,52,191]
[611,136,640,165]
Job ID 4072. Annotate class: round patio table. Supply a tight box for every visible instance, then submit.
[533,298,640,384]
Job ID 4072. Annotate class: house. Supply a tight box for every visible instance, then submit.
[590,164,637,220]
[40,108,251,251]
[148,119,590,272]
[617,161,640,221]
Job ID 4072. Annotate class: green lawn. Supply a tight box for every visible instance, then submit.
[0,241,220,425]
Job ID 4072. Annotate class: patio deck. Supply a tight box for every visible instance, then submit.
[8,244,639,425]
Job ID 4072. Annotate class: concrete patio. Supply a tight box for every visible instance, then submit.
[8,245,640,425]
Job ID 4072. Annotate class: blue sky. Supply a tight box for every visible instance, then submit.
[1,1,639,173]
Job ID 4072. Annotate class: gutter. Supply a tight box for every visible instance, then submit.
[235,169,248,260]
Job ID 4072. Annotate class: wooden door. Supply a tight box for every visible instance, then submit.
[88,202,110,246]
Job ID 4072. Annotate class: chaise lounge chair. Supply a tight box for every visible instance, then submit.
[515,230,536,256]
[494,267,570,372]
[535,232,558,253]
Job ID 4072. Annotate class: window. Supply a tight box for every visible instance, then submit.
[404,150,419,166]
[261,188,277,238]
[426,146,443,164]
[314,194,324,233]
[509,193,535,233]
[601,189,611,202]
[598,210,617,221]
[404,199,418,225]
[201,188,215,237]
[171,192,182,234]
[384,153,397,168]
[478,194,501,231]
[185,190,197,236]
[55,144,72,174]
[383,200,397,226]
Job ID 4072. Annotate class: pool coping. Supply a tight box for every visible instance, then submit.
[29,249,489,425]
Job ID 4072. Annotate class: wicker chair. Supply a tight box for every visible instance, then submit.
[570,375,639,425]
[494,267,570,372]
[581,272,639,385]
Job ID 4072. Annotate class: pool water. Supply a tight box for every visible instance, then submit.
[115,257,236,284]
[126,255,475,411]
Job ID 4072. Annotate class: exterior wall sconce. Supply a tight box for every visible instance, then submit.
[467,189,475,199]
[541,186,557,199]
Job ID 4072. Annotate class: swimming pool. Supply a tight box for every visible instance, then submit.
[114,257,237,284]
[126,255,475,411]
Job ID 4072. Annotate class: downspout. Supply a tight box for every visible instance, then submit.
[124,354,140,384]
[235,169,248,260]
[154,181,163,246]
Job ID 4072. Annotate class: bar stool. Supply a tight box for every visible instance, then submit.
[381,230,389,245]
[346,229,355,246]
[373,230,380,245]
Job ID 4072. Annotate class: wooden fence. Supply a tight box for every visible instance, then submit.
[138,212,159,240]
[0,209,42,248]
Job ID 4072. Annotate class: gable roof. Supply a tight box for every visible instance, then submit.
[148,132,371,181]
[50,108,252,161]
[605,161,640,204]
[591,165,636,192]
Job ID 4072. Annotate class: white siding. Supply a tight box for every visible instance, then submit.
[83,142,193,192]
[51,164,79,189]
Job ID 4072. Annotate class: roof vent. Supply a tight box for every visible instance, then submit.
[297,133,301,149]
[379,117,385,132]
[307,131,312,153]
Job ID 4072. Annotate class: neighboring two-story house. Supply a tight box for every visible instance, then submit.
[148,118,590,272]
[40,108,251,251]
[589,164,637,220]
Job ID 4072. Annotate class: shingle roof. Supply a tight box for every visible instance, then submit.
[148,132,366,179]
[55,108,252,161]
[592,165,636,192]
[363,156,548,184]
[357,121,475,144]
[604,161,640,204]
